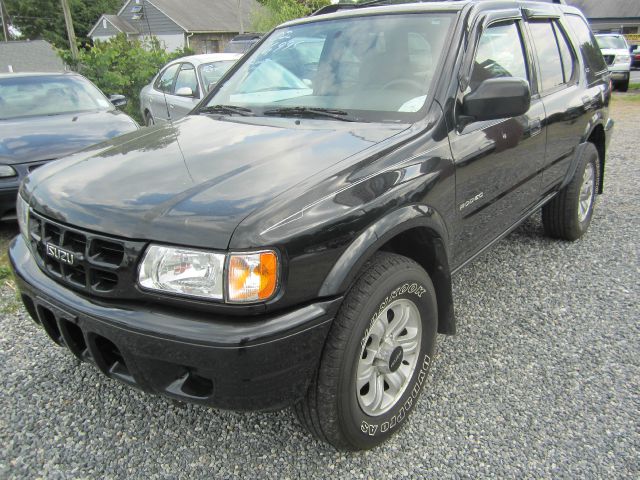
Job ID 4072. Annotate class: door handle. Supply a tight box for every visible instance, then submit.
[582,96,596,109]
[529,118,542,137]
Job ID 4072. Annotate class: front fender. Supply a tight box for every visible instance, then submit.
[319,204,455,335]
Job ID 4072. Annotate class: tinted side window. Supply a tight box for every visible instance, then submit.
[529,21,564,92]
[156,64,180,93]
[565,15,608,84]
[470,22,528,91]
[554,22,576,84]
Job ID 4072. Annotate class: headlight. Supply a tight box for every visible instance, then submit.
[228,251,278,303]
[138,245,225,299]
[137,245,279,303]
[616,55,631,64]
[0,165,17,178]
[16,194,29,241]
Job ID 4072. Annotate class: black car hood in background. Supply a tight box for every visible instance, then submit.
[27,115,406,249]
[0,110,137,164]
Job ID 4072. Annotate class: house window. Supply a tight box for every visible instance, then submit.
[102,18,107,29]
[622,26,638,34]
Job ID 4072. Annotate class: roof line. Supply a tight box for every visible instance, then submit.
[87,14,113,37]
[117,0,133,16]
[145,0,188,32]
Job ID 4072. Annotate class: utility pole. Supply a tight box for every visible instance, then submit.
[60,0,78,59]
[237,0,244,34]
[0,0,10,42]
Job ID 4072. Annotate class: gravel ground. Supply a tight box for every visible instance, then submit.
[1,101,639,479]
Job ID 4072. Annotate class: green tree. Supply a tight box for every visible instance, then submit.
[5,0,122,47]
[59,34,192,122]
[252,0,330,32]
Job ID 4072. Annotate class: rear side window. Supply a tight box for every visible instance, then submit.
[554,22,576,84]
[565,15,608,84]
[529,21,564,92]
[470,21,528,91]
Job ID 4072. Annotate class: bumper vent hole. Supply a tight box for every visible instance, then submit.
[60,319,87,357]
[21,295,39,325]
[181,371,214,398]
[93,336,134,383]
[36,306,63,345]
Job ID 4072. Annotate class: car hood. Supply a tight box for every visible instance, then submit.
[0,110,138,164]
[27,115,406,249]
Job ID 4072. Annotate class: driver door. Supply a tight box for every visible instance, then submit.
[449,18,547,265]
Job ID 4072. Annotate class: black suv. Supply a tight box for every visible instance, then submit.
[10,0,613,450]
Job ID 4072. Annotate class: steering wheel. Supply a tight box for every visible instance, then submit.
[382,78,423,93]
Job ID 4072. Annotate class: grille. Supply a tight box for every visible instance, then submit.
[28,211,147,298]
[603,54,615,66]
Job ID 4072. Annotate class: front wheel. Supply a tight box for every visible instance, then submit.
[294,252,438,450]
[542,143,598,241]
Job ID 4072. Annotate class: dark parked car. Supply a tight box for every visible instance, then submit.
[0,72,138,221]
[11,0,612,451]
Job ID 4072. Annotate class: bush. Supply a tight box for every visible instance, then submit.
[59,35,192,123]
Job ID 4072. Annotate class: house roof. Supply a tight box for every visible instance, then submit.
[0,40,66,73]
[566,0,640,19]
[104,14,139,34]
[145,0,262,33]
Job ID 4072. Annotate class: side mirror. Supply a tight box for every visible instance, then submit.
[175,86,195,97]
[108,94,127,108]
[461,77,531,124]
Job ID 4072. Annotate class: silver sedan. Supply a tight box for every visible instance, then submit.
[140,53,241,126]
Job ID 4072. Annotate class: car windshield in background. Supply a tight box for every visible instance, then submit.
[0,75,113,120]
[595,36,627,50]
[203,13,455,122]
[199,61,237,92]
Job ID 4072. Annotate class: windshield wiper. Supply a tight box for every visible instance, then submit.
[199,104,255,116]
[262,107,357,122]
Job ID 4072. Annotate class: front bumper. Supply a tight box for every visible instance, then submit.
[608,65,630,81]
[9,235,339,410]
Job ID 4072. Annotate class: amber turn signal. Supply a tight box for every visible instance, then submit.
[227,251,278,302]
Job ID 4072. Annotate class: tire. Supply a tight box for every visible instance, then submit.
[618,78,629,92]
[542,142,598,241]
[145,111,155,126]
[294,252,438,450]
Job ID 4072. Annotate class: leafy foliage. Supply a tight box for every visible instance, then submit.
[252,0,330,32]
[5,0,122,47]
[59,35,192,122]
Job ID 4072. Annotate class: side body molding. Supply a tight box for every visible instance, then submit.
[319,204,456,335]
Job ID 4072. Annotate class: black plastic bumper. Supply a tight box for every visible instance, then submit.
[0,187,18,221]
[9,235,340,411]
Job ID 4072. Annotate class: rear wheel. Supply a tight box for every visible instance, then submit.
[542,143,598,241]
[145,111,155,126]
[294,252,438,450]
[618,78,629,92]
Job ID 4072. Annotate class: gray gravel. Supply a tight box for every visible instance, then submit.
[1,100,639,479]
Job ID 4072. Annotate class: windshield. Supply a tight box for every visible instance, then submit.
[203,13,455,122]
[596,35,628,50]
[0,75,112,120]
[199,61,237,93]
